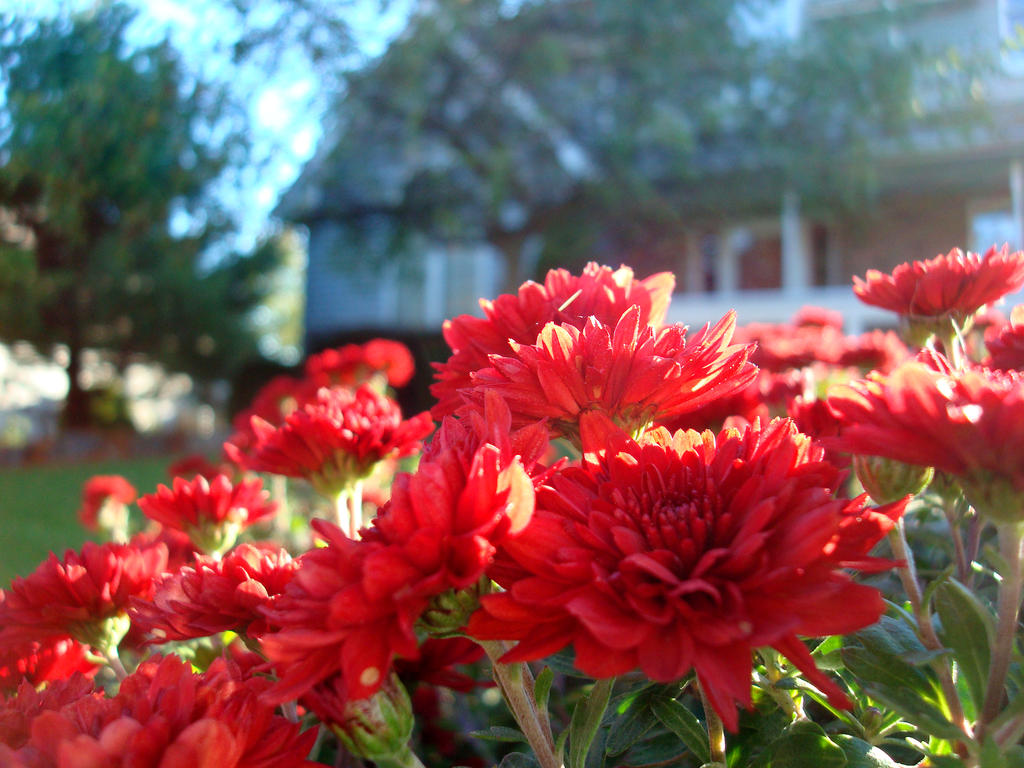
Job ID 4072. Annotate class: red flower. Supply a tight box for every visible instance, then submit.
[0,635,98,695]
[394,637,487,694]
[828,358,1024,521]
[259,522,422,704]
[657,369,804,434]
[0,673,100,750]
[306,338,416,388]
[736,317,908,374]
[167,453,230,481]
[986,305,1024,371]
[131,544,298,643]
[261,394,540,704]
[138,474,277,554]
[793,305,845,329]
[2,655,317,768]
[432,262,675,419]
[853,244,1024,322]
[78,475,136,532]
[468,417,906,731]
[234,384,434,498]
[224,374,320,463]
[0,540,168,652]
[469,306,755,444]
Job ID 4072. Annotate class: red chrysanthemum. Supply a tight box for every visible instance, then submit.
[131,544,298,644]
[432,262,675,419]
[167,453,230,481]
[0,673,100,750]
[394,637,487,694]
[232,384,434,498]
[77,475,136,532]
[837,329,910,373]
[306,338,416,388]
[468,306,755,444]
[985,305,1024,371]
[0,540,168,653]
[0,632,97,695]
[137,474,277,555]
[2,655,317,768]
[828,358,1024,521]
[468,416,907,731]
[223,374,320,464]
[658,368,806,434]
[853,244,1024,322]
[261,394,542,704]
[793,305,845,329]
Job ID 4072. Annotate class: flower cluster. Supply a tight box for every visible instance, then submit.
[10,252,1024,768]
[468,417,906,730]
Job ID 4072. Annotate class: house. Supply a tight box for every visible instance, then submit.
[278,0,1024,348]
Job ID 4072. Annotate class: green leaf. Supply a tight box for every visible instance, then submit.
[841,648,963,739]
[814,635,846,670]
[1004,746,1024,768]
[605,692,659,756]
[534,666,555,713]
[920,565,956,614]
[498,753,540,768]
[833,735,899,768]
[621,731,687,765]
[751,722,847,768]
[544,648,590,677]
[854,616,928,661]
[934,579,995,711]
[469,725,528,743]
[650,697,711,765]
[987,689,1024,745]
[568,678,614,768]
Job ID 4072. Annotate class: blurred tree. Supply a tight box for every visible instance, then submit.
[287,0,984,289]
[0,3,269,426]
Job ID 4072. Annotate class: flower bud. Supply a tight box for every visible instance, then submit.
[329,673,415,762]
[929,470,964,506]
[73,612,131,656]
[959,471,1024,525]
[853,454,933,504]
[418,577,487,638]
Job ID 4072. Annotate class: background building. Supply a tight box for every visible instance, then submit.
[279,0,1024,344]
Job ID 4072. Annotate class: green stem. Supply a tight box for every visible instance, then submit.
[480,640,561,768]
[887,521,972,739]
[371,745,428,768]
[696,678,727,765]
[979,523,1024,732]
[943,500,970,585]
[271,474,290,539]
[350,480,364,538]
[104,645,128,681]
[942,322,966,370]
[335,489,351,536]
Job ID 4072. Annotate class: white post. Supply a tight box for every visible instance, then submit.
[423,248,446,328]
[781,189,810,295]
[1011,159,1024,250]
[716,229,739,295]
[683,232,704,293]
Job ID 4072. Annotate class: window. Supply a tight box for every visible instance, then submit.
[1000,0,1024,71]
[970,206,1018,253]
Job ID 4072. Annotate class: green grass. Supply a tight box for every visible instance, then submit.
[0,456,171,585]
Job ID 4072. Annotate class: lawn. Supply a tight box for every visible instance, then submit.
[0,455,171,585]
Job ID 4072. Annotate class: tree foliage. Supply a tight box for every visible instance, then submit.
[292,0,985,286]
[0,3,268,424]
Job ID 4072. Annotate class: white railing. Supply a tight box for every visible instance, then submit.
[666,286,900,334]
[665,285,1024,334]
